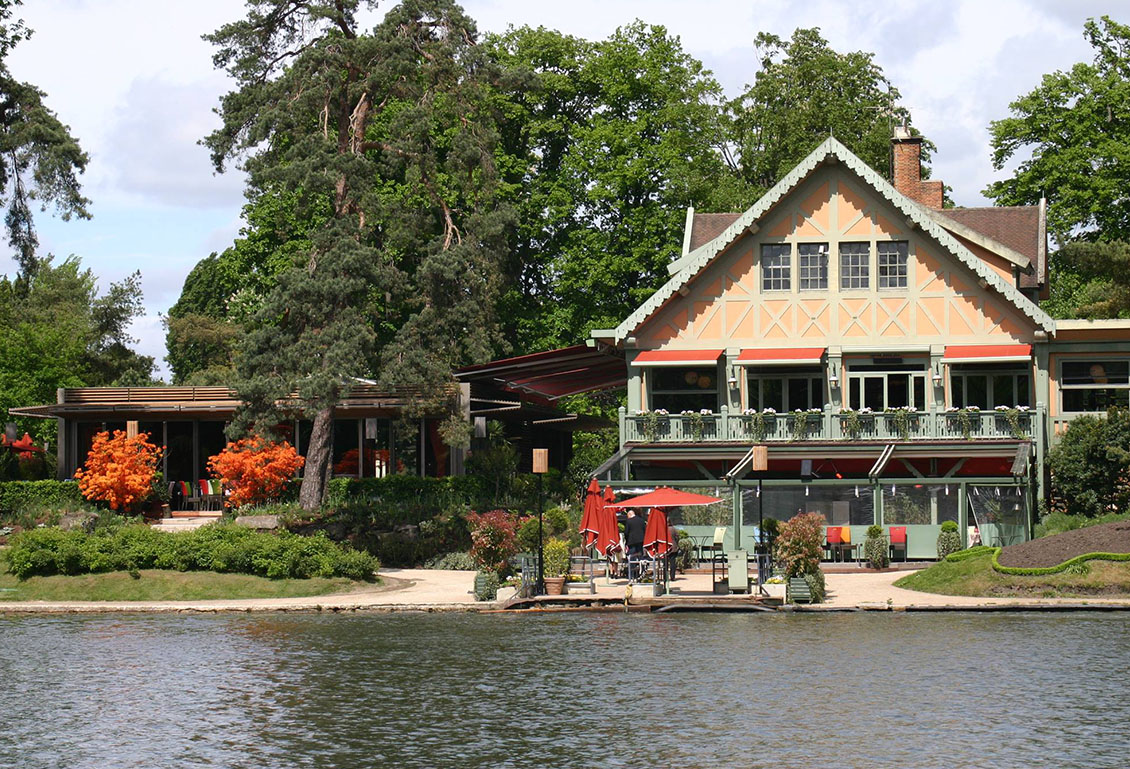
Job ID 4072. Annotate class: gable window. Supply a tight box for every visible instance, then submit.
[761,244,791,291]
[951,368,1031,409]
[839,242,870,289]
[847,361,927,411]
[878,241,909,289]
[648,366,719,413]
[1060,360,1130,412]
[798,243,828,290]
[748,369,824,412]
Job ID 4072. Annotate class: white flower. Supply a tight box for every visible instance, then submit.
[994,405,1008,412]
[700,409,713,415]
[762,408,777,414]
[743,408,757,415]
[655,409,669,416]
[859,407,873,414]
[1017,405,1030,412]
[945,406,958,412]
[635,410,647,416]
[808,407,822,414]
[680,410,695,416]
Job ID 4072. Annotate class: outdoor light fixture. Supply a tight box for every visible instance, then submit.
[932,362,944,384]
[828,361,840,388]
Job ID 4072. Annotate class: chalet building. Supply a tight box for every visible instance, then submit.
[571,134,1130,558]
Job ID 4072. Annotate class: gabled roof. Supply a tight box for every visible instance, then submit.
[604,137,1054,342]
[931,205,1047,290]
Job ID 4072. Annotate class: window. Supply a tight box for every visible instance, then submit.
[748,369,823,411]
[798,243,828,290]
[839,242,870,289]
[878,241,908,289]
[847,361,927,410]
[649,366,719,412]
[1060,360,1130,412]
[761,244,791,291]
[951,368,1031,409]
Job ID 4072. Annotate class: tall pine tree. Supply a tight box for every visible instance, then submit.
[205,0,511,508]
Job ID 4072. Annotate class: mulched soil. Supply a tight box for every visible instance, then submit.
[996,521,1130,568]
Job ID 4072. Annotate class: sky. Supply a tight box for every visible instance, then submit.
[1,0,1120,379]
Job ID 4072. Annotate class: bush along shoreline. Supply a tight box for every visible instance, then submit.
[6,523,378,581]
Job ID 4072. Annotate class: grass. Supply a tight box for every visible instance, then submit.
[895,550,1130,598]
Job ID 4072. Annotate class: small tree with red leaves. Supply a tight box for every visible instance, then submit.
[207,437,305,509]
[466,510,520,575]
[773,512,826,578]
[75,430,164,513]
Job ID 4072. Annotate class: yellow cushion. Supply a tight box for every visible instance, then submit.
[840,527,851,544]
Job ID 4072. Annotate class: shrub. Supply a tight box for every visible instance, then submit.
[474,570,500,601]
[74,430,163,512]
[864,525,889,569]
[207,437,305,508]
[937,522,962,559]
[802,569,826,602]
[1035,510,1130,538]
[1048,409,1130,518]
[0,480,88,523]
[467,510,520,575]
[773,512,825,578]
[423,551,476,570]
[5,523,378,580]
[543,538,571,578]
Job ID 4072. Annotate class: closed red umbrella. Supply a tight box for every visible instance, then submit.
[579,479,602,548]
[597,496,622,557]
[643,507,671,558]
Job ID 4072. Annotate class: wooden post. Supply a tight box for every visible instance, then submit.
[126,420,139,439]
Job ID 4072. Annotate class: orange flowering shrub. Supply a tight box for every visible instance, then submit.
[75,430,164,512]
[207,437,305,508]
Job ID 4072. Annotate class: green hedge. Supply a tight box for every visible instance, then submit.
[6,523,378,581]
[944,546,995,563]
[0,480,87,518]
[989,548,1130,576]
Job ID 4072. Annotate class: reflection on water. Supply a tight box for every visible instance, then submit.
[0,611,1125,768]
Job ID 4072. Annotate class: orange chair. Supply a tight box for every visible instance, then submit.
[824,526,842,561]
[889,526,908,562]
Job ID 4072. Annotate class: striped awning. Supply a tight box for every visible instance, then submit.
[943,344,1032,364]
[736,348,826,366]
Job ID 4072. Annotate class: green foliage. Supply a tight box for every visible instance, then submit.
[467,509,520,575]
[1036,510,1130,539]
[473,569,499,601]
[0,0,90,275]
[936,528,963,560]
[566,429,619,491]
[423,551,476,571]
[1040,241,1130,320]
[802,569,826,603]
[5,523,378,581]
[488,23,743,351]
[985,17,1130,241]
[728,28,929,196]
[773,512,825,578]
[989,547,1130,576]
[864,526,888,570]
[0,480,87,521]
[1,257,155,444]
[464,420,519,505]
[940,520,959,533]
[945,545,994,563]
[516,506,577,554]
[1048,410,1130,517]
[542,537,571,578]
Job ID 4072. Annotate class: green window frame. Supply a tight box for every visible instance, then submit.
[877,241,908,289]
[950,368,1031,409]
[747,369,824,412]
[839,242,870,290]
[846,361,928,411]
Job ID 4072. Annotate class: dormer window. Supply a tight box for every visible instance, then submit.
[839,242,869,289]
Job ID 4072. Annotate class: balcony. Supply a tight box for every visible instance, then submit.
[619,405,1042,446]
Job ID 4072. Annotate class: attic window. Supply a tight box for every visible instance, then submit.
[798,243,828,290]
[840,242,869,289]
[761,244,791,291]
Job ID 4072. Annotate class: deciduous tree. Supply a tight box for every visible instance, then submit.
[985,16,1130,242]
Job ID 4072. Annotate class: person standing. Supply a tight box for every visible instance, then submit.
[624,509,646,580]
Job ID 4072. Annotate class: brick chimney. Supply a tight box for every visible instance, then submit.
[891,127,943,208]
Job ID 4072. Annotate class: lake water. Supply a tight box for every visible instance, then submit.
[0,611,1125,768]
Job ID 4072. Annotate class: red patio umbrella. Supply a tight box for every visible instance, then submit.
[604,486,722,509]
[578,479,602,549]
[643,506,672,558]
[596,495,622,557]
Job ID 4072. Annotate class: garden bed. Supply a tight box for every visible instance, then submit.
[996,521,1130,568]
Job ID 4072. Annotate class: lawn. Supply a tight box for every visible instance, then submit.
[0,564,366,602]
[895,550,1130,598]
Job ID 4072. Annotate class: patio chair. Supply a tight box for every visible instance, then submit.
[889,526,907,562]
[824,525,842,561]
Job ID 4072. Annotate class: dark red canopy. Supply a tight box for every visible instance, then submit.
[605,486,723,509]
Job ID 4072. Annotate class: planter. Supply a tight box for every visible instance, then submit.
[544,576,566,595]
[762,582,786,600]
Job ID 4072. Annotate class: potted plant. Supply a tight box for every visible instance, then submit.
[742,407,777,441]
[863,524,889,569]
[762,574,786,600]
[542,538,570,595]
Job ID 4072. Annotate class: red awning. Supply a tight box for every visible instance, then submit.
[633,349,724,366]
[943,344,1032,364]
[456,344,625,400]
[736,348,826,365]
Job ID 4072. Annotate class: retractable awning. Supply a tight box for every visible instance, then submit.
[942,344,1032,364]
[456,344,625,400]
[633,349,724,366]
[736,347,826,365]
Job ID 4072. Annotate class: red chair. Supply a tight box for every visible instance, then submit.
[889,526,907,562]
[824,526,842,561]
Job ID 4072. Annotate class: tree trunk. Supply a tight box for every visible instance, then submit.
[299,406,335,511]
